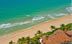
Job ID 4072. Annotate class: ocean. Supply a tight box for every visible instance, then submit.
[0,0,71,36]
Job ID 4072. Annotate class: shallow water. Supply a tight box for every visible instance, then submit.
[0,0,71,36]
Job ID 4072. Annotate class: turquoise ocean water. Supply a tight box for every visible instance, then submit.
[0,0,71,36]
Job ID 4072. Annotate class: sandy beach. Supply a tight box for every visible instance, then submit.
[0,14,72,44]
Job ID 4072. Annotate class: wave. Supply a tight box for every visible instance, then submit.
[32,16,45,21]
[0,13,69,29]
[66,6,72,13]
[47,15,55,19]
[0,16,46,29]
[55,13,67,16]
[0,21,31,29]
[26,15,30,17]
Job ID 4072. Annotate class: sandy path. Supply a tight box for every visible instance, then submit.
[0,14,72,44]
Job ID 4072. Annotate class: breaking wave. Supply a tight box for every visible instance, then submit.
[55,13,66,16]
[47,14,55,19]
[66,6,72,13]
[0,21,31,29]
[0,6,71,29]
[32,16,45,21]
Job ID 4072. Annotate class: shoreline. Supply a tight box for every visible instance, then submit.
[0,15,68,37]
[0,14,72,44]
[0,15,65,37]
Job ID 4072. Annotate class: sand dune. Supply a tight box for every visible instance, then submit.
[0,14,72,44]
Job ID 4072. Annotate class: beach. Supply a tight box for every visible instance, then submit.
[0,14,72,44]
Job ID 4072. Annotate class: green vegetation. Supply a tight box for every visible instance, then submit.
[60,23,72,31]
[9,23,72,44]
[9,40,15,44]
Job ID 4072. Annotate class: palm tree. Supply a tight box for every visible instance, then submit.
[26,37,31,44]
[9,40,14,44]
[17,38,23,44]
[21,37,25,41]
[60,24,66,31]
[36,30,42,35]
[65,23,72,31]
[51,26,56,30]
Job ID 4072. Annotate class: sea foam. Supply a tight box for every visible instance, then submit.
[55,13,67,16]
[0,12,69,29]
[47,15,55,19]
[0,21,31,29]
[32,16,45,21]
[66,6,72,14]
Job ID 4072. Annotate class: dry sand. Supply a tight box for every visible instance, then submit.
[0,14,72,44]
